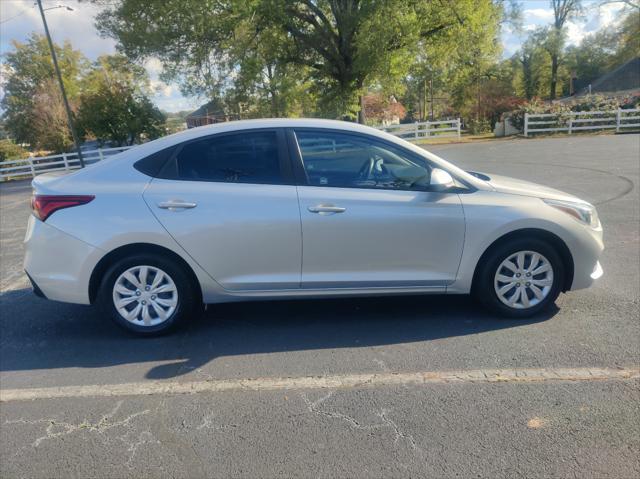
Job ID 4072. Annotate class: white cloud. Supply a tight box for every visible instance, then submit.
[154,96,199,113]
[596,2,625,27]
[563,2,625,46]
[565,21,586,45]
[144,58,164,76]
[150,79,174,98]
[523,8,555,21]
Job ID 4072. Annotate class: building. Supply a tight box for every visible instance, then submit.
[185,99,237,129]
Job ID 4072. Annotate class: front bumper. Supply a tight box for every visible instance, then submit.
[23,215,101,305]
[591,261,604,280]
[568,223,604,290]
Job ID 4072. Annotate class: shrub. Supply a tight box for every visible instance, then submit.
[509,99,570,131]
[0,139,28,162]
[569,94,619,113]
[620,93,640,110]
[466,118,492,135]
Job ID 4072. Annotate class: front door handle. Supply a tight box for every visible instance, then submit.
[157,200,197,211]
[308,204,346,215]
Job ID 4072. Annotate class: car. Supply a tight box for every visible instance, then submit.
[24,119,604,335]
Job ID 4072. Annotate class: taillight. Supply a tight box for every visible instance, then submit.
[31,195,95,222]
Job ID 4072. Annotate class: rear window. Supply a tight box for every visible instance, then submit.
[161,131,283,184]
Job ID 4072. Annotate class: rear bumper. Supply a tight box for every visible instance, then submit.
[23,215,102,305]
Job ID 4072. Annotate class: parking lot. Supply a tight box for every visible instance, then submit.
[1,134,639,477]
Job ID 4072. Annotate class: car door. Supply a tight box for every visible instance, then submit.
[143,129,302,290]
[290,128,465,289]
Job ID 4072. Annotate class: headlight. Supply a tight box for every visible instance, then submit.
[543,199,600,228]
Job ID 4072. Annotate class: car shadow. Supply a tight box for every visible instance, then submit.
[0,288,558,380]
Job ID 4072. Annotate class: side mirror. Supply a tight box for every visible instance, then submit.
[429,168,455,191]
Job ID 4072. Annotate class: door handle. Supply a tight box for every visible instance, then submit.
[308,204,346,215]
[157,200,197,210]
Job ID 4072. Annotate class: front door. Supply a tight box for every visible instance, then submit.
[292,129,465,289]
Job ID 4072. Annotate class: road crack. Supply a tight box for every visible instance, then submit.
[4,400,151,448]
[301,391,423,457]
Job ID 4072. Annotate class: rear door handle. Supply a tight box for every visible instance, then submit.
[308,204,346,215]
[157,200,197,210]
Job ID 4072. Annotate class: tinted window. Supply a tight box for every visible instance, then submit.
[295,131,432,190]
[173,131,282,183]
[133,146,176,177]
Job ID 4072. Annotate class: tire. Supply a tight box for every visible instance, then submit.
[473,238,564,318]
[96,253,199,336]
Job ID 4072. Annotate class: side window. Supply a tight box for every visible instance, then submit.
[133,145,176,177]
[172,131,283,184]
[294,130,432,190]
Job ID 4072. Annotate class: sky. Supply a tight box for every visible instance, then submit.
[0,0,629,113]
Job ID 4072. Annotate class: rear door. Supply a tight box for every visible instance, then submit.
[143,129,302,290]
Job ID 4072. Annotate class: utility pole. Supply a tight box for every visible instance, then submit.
[36,0,85,167]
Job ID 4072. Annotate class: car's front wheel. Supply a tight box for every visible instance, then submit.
[97,254,199,335]
[475,238,564,318]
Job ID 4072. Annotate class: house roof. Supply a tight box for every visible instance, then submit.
[185,99,226,119]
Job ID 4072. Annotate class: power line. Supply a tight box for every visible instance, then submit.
[0,7,32,24]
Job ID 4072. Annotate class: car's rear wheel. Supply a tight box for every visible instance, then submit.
[97,254,198,335]
[474,238,564,318]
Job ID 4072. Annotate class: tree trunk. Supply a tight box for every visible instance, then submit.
[550,54,558,100]
[422,79,427,121]
[270,91,279,117]
[266,64,279,117]
[357,94,365,124]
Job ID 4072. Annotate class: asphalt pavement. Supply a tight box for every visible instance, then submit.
[1,133,639,478]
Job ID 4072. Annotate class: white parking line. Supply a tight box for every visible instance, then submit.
[1,367,638,402]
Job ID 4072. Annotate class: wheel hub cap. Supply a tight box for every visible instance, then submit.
[112,265,178,326]
[494,251,554,309]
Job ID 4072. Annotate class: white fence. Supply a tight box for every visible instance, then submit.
[524,108,640,136]
[378,119,461,140]
[0,146,131,181]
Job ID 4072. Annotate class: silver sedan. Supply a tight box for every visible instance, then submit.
[24,119,604,335]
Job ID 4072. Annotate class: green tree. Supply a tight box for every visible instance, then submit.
[555,6,638,94]
[1,34,88,151]
[609,7,640,66]
[78,55,166,145]
[512,29,553,100]
[95,0,504,122]
[564,29,617,91]
[31,78,79,153]
[223,21,316,118]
